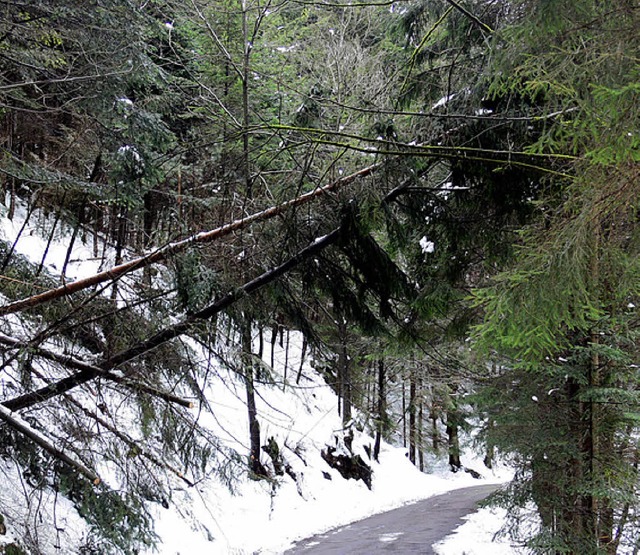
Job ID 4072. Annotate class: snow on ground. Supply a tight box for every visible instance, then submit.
[0,198,520,554]
[0,201,103,282]
[145,420,515,554]
[140,330,515,554]
[434,506,525,555]
[0,459,90,553]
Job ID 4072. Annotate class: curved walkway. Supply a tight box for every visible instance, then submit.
[284,483,499,554]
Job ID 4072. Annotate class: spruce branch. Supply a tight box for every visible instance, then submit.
[0,333,193,408]
[66,396,195,487]
[400,6,455,97]
[11,355,196,488]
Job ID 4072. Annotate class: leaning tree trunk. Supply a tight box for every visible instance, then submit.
[3,228,342,412]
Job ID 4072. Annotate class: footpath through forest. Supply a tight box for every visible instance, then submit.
[285,483,499,554]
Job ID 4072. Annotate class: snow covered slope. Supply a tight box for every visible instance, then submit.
[0,198,514,555]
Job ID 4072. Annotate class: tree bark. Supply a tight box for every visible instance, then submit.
[446,386,461,472]
[402,380,407,448]
[242,321,264,477]
[446,416,461,472]
[483,417,494,469]
[417,372,424,472]
[409,367,417,465]
[337,319,352,427]
[295,334,307,385]
[61,198,86,281]
[430,406,439,452]
[36,199,65,277]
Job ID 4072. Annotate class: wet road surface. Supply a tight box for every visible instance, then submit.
[283,483,499,554]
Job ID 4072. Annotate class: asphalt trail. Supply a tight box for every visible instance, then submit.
[283,483,499,554]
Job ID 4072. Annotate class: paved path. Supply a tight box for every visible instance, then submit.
[283,483,499,554]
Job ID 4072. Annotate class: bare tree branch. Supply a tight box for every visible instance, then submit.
[443,0,494,34]
[0,68,133,92]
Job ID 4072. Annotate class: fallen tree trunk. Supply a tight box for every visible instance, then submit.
[0,165,377,316]
[3,228,342,411]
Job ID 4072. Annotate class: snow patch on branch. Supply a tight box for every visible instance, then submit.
[420,236,435,254]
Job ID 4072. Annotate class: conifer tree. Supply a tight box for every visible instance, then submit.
[471,1,640,551]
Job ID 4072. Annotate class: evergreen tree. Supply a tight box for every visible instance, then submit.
[472,1,640,551]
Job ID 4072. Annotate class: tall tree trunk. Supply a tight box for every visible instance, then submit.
[430,408,439,451]
[446,415,461,472]
[417,371,424,472]
[240,0,253,200]
[531,455,558,533]
[1,199,37,272]
[282,329,290,389]
[337,319,351,427]
[557,376,597,552]
[6,111,16,220]
[114,206,128,267]
[483,417,494,469]
[373,358,385,462]
[7,179,15,220]
[36,199,65,277]
[409,365,417,465]
[598,413,616,555]
[295,335,307,385]
[143,189,154,249]
[242,321,265,478]
[270,323,278,369]
[446,386,461,472]
[402,380,407,448]
[62,198,86,282]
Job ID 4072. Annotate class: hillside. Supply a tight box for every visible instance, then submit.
[0,197,510,554]
[2,2,638,553]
